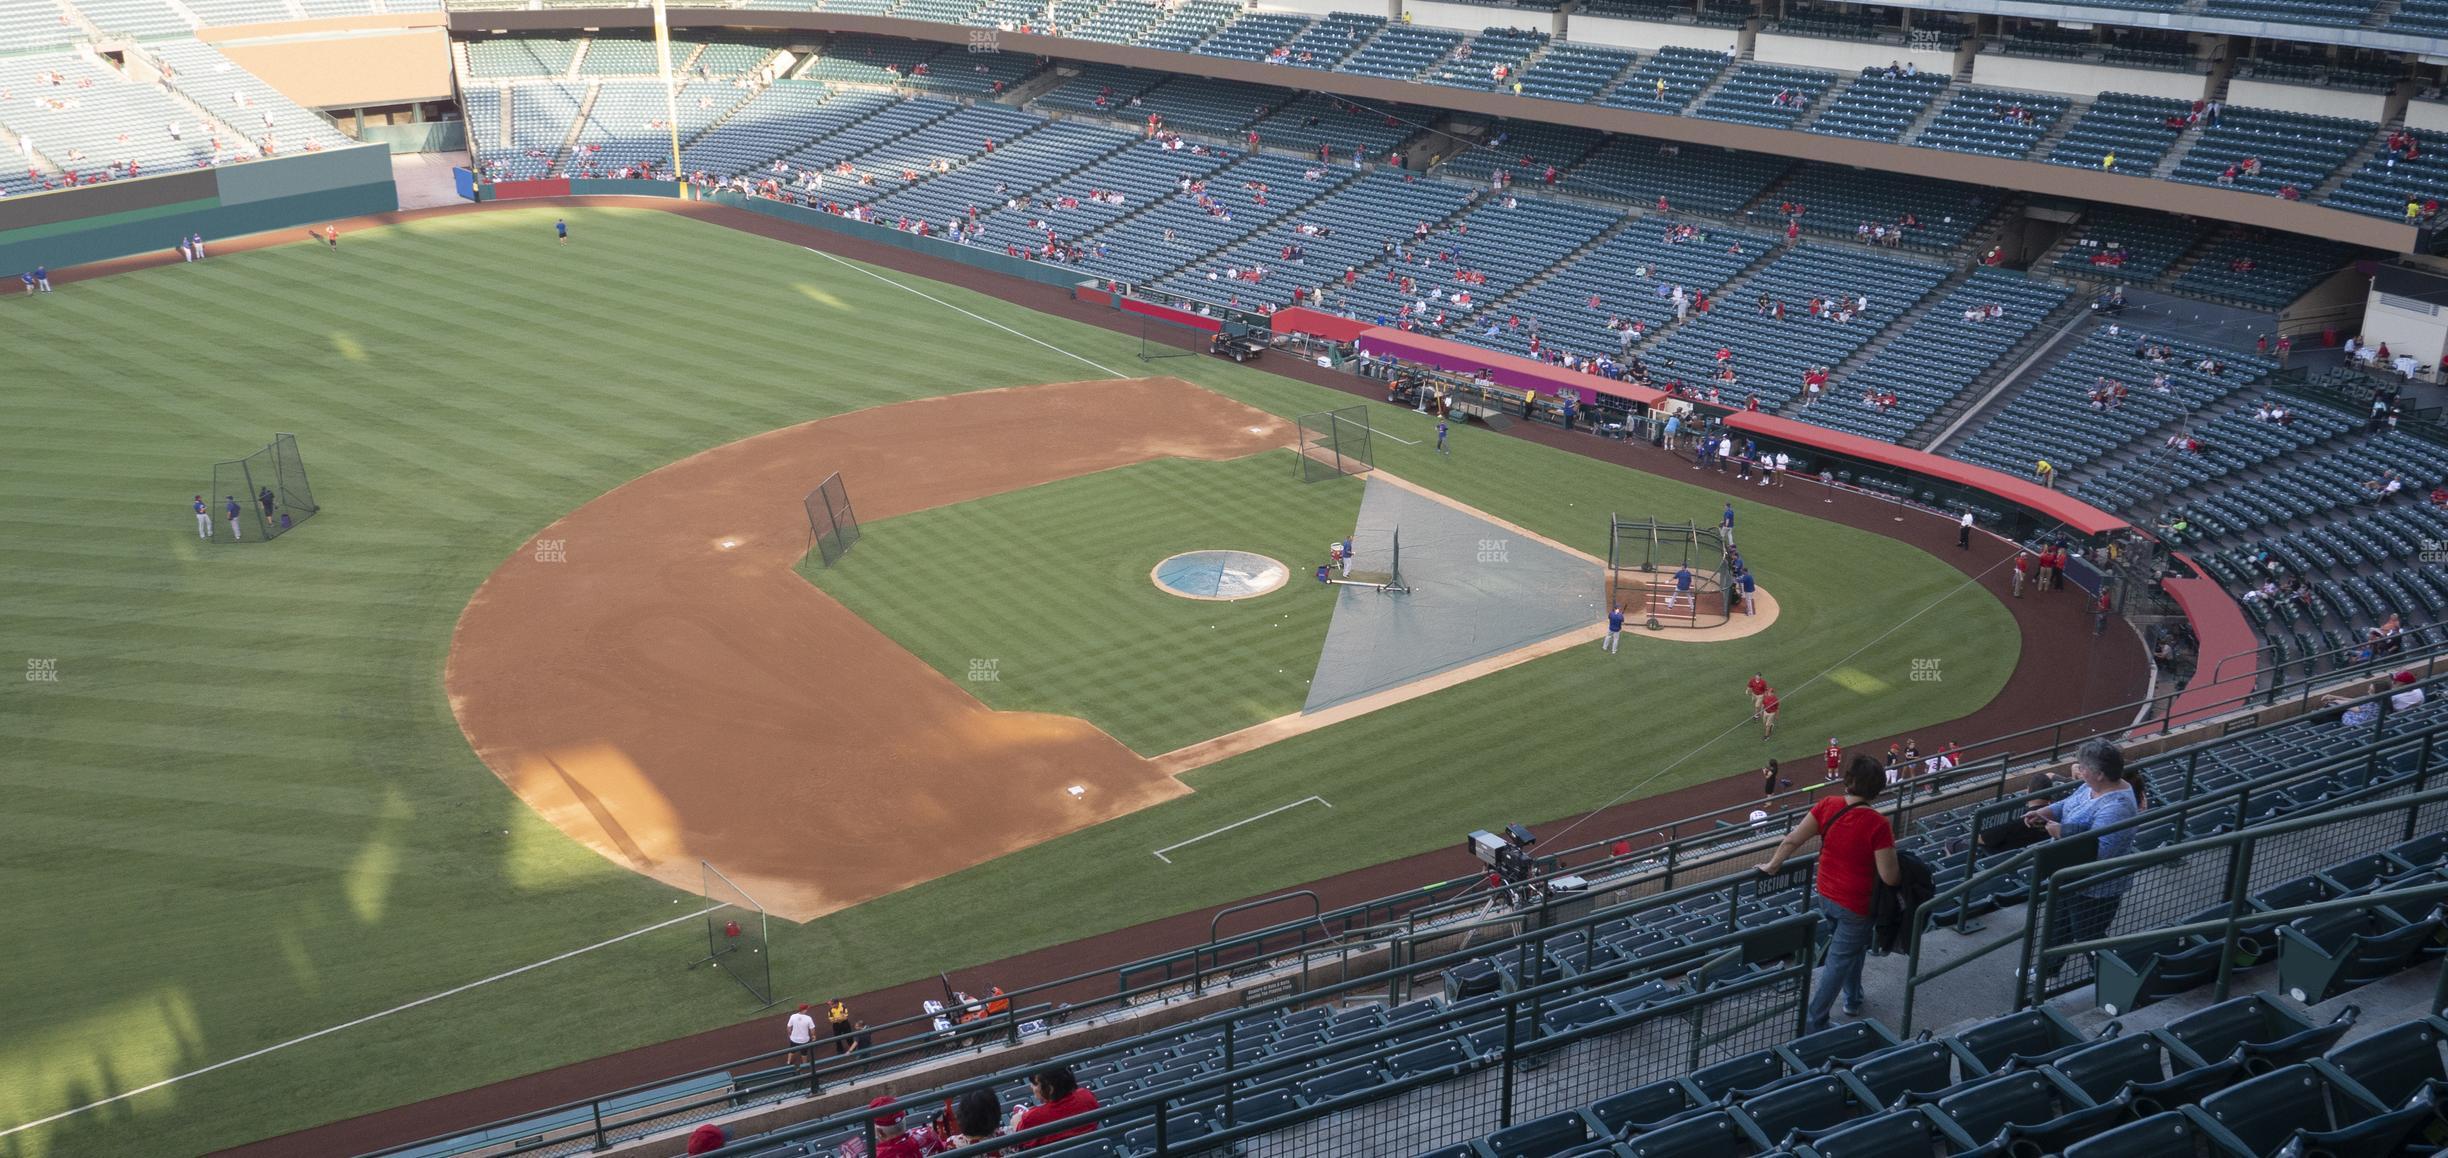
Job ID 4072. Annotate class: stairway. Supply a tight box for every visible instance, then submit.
[1621,240,1787,359]
[1907,294,2088,449]
[2154,120,2207,179]
[2313,119,2397,200]
[565,39,589,81]
[1680,58,1747,116]
[1924,303,2092,453]
[1792,266,1972,403]
[1893,88,1957,147]
[2365,0,2407,27]
[2021,96,2088,160]
[551,81,600,173]
[1792,73,1857,130]
[1473,212,1644,319]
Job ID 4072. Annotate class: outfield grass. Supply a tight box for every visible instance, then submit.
[0,205,2017,1157]
[808,453,1363,754]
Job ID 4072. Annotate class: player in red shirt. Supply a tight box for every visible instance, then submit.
[1747,672,1768,710]
[2011,551,2031,598]
[1758,688,1780,738]
[1824,738,1842,782]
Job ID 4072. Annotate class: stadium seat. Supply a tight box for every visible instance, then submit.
[1790,1107,1961,1157]
[1950,1006,2095,1072]
[2189,1063,2390,1156]
[2319,1015,2448,1107]
[1482,1110,1602,1157]
[1734,1072,1882,1146]
[2093,935,2228,1015]
[2278,909,2443,1004]
[1684,1049,1791,1101]
[2060,1111,2214,1158]
[1932,1069,2094,1147]
[1616,1109,1769,1157]
[2159,995,2356,1072]
[1844,1040,1970,1106]
[1776,1020,1903,1071]
[1584,1078,1708,1137]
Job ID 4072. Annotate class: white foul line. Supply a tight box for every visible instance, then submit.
[1153,796,1333,863]
[802,247,1130,379]
[0,905,723,1141]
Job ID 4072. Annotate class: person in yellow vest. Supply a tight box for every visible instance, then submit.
[827,998,854,1053]
[2035,458,2055,489]
[1521,388,1537,420]
[2100,151,2116,171]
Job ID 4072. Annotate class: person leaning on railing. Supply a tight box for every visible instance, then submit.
[2027,739,2143,980]
[1759,755,1902,1032]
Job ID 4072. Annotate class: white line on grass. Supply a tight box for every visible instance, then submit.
[801,247,1130,379]
[0,905,723,1140]
[1153,796,1333,863]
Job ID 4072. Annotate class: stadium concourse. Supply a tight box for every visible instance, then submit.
[190,192,2151,1158]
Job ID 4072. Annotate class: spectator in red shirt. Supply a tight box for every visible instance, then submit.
[1756,756,1901,1032]
[686,1124,727,1155]
[1747,672,1769,710]
[1010,1065,1100,1148]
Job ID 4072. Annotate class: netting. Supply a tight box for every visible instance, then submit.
[694,860,775,1007]
[207,433,319,542]
[1295,405,1374,483]
[804,471,860,568]
[1606,516,1733,629]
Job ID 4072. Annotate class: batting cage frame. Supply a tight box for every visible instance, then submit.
[1323,525,1412,594]
[208,433,320,543]
[1295,405,1375,483]
[803,471,860,568]
[1607,515,1733,629]
[690,860,776,1007]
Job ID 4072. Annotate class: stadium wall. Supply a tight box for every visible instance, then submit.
[2228,77,2389,123]
[710,191,1089,289]
[0,144,396,274]
[1751,33,1956,75]
[1561,13,1744,53]
[1969,54,2208,102]
[2411,101,2448,134]
[202,23,455,108]
[1404,0,1563,34]
[450,9,2419,253]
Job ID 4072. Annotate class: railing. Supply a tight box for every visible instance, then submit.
[703,915,1817,1158]
[364,630,2448,1157]
[1898,699,2448,1031]
[2029,787,2448,1009]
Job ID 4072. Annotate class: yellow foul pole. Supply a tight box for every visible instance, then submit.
[653,0,683,195]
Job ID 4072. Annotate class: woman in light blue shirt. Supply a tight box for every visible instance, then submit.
[2030,740,2143,973]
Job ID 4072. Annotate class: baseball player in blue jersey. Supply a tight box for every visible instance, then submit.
[1435,421,1449,455]
[1603,604,1624,653]
[225,495,243,541]
[193,495,212,540]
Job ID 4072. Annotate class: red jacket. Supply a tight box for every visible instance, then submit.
[1016,1088,1101,1148]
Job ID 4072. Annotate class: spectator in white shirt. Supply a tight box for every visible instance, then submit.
[785,1004,818,1067]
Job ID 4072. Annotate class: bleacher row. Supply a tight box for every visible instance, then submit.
[440,24,2437,225]
[635,675,2448,1158]
[0,39,351,196]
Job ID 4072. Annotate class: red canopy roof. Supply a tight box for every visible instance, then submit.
[1722,411,2129,537]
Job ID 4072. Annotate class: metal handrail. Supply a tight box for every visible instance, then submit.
[1898,707,2448,1030]
[363,630,2448,1156]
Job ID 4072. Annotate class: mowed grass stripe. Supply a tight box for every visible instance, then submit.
[0,208,2020,1158]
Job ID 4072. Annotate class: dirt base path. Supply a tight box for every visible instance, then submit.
[446,378,1292,921]
[204,196,2152,1158]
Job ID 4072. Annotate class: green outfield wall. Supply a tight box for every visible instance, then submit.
[0,145,397,276]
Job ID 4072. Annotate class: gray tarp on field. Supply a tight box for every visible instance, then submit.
[1303,478,1606,713]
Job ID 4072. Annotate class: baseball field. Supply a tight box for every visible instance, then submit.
[0,203,2023,1156]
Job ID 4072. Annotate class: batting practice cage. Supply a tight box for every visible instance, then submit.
[1136,310,1206,362]
[691,860,775,1007]
[1324,525,1412,594]
[1295,405,1375,483]
[1607,515,1733,629]
[209,433,320,542]
[804,471,860,568]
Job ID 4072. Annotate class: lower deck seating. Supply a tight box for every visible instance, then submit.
[1950,327,2277,479]
[1793,269,2071,443]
